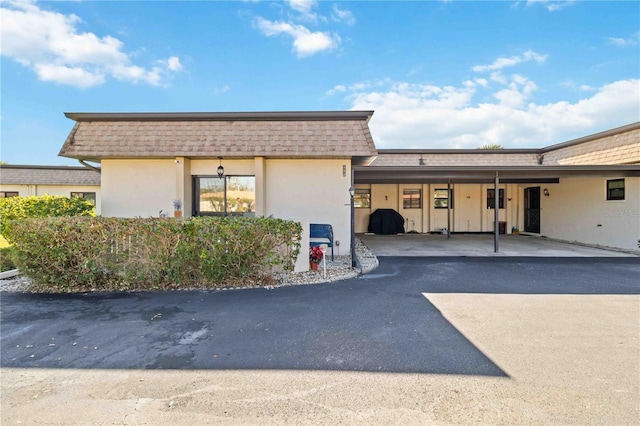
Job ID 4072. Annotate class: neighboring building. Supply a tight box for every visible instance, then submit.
[57,112,639,253]
[0,164,101,214]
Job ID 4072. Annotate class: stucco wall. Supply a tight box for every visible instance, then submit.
[358,183,516,234]
[265,159,352,256]
[539,177,639,250]
[479,183,509,232]
[354,184,371,233]
[101,159,175,217]
[190,159,256,176]
[0,184,102,215]
[399,184,423,233]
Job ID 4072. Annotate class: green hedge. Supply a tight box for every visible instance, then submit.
[0,195,95,238]
[0,247,17,272]
[4,216,302,292]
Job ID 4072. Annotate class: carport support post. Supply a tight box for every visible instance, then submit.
[349,184,357,268]
[447,179,451,240]
[494,171,499,253]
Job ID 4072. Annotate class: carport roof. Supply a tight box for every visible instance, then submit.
[353,164,640,184]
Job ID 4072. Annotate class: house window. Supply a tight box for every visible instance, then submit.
[194,176,255,216]
[403,189,422,209]
[487,189,505,209]
[71,192,96,205]
[606,179,625,201]
[0,192,19,198]
[354,189,371,208]
[434,189,453,209]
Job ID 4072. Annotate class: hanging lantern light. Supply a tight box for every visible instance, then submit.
[217,157,224,178]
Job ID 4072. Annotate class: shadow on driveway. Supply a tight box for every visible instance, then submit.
[2,257,638,375]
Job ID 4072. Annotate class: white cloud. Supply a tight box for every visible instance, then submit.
[0,1,183,88]
[334,76,639,149]
[287,0,315,15]
[525,0,577,12]
[607,32,640,47]
[213,84,230,95]
[253,1,350,57]
[165,56,183,72]
[255,17,339,57]
[285,0,322,22]
[34,63,105,88]
[331,4,356,26]
[472,50,547,73]
[326,80,386,96]
[326,84,346,96]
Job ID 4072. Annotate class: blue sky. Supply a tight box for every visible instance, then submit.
[1,0,639,165]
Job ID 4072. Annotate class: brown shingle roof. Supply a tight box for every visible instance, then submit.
[59,111,377,161]
[0,165,100,186]
[371,151,540,167]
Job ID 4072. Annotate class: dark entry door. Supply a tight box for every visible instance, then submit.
[524,187,541,233]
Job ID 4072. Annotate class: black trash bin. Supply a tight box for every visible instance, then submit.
[499,221,507,234]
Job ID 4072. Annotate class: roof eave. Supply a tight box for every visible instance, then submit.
[64,110,375,122]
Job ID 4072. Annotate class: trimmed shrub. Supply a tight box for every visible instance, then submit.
[4,216,301,292]
[0,246,17,272]
[0,195,95,239]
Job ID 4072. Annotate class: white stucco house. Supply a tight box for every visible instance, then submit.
[0,164,101,214]
[58,111,377,259]
[57,111,639,253]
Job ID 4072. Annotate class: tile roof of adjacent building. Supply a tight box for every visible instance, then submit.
[371,122,640,167]
[59,111,377,161]
[371,150,541,167]
[540,121,640,153]
[0,165,101,186]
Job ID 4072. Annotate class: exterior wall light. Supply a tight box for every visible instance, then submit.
[543,188,550,197]
[217,157,224,178]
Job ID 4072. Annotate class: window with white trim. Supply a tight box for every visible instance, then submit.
[434,189,453,209]
[403,189,422,209]
[354,188,371,209]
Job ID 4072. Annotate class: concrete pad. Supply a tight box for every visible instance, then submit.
[359,233,639,257]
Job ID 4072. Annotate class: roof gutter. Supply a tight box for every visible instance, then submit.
[78,159,101,174]
[64,110,375,122]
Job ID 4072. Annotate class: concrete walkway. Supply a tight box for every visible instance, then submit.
[359,233,639,257]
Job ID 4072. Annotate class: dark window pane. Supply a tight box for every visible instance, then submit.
[607,179,625,201]
[487,189,504,209]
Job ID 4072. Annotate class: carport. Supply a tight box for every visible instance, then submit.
[358,233,638,257]
[353,164,640,254]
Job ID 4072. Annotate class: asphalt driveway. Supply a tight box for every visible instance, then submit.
[2,257,639,424]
